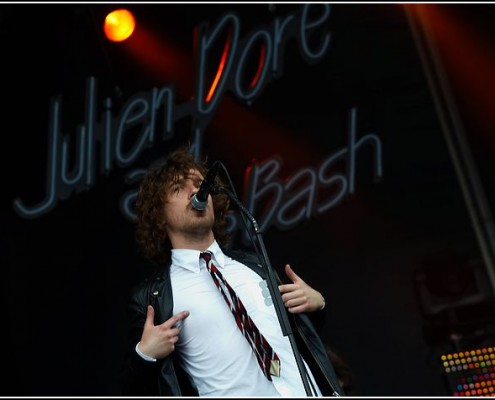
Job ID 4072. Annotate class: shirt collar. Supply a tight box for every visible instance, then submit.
[171,239,226,273]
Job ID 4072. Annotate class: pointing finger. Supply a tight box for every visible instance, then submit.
[285,264,302,283]
[163,311,190,329]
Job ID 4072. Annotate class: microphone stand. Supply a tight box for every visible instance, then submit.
[215,185,313,396]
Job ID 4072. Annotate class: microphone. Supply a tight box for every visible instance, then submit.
[191,161,220,211]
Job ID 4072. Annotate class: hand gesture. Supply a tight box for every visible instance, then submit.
[278,264,326,314]
[138,305,190,359]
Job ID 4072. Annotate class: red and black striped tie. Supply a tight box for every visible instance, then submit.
[200,251,281,380]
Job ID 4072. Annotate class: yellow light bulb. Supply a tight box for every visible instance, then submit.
[104,9,136,42]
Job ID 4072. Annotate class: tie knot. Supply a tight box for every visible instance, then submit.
[200,251,212,263]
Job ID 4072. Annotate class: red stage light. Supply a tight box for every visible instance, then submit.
[104,9,136,42]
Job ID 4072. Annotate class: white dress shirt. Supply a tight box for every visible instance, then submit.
[169,240,322,397]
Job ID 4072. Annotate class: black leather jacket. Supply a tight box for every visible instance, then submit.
[123,249,345,396]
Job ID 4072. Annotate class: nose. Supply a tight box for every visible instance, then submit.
[189,180,201,199]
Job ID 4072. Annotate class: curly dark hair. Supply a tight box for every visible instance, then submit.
[135,146,231,265]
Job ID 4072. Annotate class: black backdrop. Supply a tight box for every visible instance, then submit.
[3,3,495,396]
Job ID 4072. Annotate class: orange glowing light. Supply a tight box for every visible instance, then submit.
[206,31,232,103]
[104,9,136,42]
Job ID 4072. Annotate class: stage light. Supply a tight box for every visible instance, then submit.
[441,345,495,396]
[104,9,136,42]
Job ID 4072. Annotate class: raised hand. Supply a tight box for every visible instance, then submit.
[278,264,326,314]
[138,305,190,359]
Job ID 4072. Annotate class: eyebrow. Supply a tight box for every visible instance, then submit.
[167,173,201,189]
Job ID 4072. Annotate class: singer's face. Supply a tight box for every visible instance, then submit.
[162,168,215,243]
